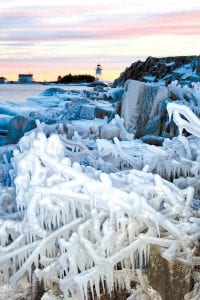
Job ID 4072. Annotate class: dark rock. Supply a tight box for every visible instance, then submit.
[115,101,122,116]
[196,56,200,75]
[95,107,114,119]
[113,55,200,87]
[148,245,193,300]
[141,135,165,146]
[89,81,108,87]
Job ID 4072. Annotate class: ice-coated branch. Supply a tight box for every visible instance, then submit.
[167,103,200,137]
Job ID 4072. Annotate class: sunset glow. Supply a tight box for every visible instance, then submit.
[0,0,200,81]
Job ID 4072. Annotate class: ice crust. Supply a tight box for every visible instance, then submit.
[0,84,199,299]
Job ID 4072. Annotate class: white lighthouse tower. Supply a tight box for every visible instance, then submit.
[95,64,102,81]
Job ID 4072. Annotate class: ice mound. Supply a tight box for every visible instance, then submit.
[40,87,67,97]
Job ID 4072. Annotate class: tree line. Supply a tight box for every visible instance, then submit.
[57,74,95,83]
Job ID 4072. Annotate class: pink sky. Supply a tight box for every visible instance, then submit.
[0,0,200,81]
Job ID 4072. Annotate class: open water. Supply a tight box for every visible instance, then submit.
[0,84,91,102]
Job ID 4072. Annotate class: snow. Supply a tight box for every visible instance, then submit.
[0,83,200,299]
[164,62,175,67]
[174,64,192,74]
[173,64,197,80]
[41,291,64,300]
[143,76,156,82]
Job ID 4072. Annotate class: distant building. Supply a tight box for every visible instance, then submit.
[0,77,6,84]
[18,74,33,83]
[95,64,102,81]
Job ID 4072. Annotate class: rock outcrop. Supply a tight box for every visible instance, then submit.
[113,55,200,87]
[121,80,170,137]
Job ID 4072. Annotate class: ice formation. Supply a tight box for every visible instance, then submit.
[0,99,199,299]
[167,102,200,137]
[121,80,168,132]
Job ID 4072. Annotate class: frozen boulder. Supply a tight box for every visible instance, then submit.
[40,87,67,97]
[0,116,36,146]
[141,135,165,146]
[121,80,168,135]
[80,104,95,120]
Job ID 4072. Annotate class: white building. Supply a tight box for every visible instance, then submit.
[18,74,33,83]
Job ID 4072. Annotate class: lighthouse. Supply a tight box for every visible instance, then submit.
[95,64,102,81]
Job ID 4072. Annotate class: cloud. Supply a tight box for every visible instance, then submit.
[0,10,199,43]
[79,10,200,38]
[0,4,107,18]
[0,54,134,64]
[0,16,39,28]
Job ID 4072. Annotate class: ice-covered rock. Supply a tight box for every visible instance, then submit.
[40,87,67,97]
[8,116,36,142]
[79,104,95,120]
[141,135,165,146]
[0,116,36,146]
[121,80,168,135]
[107,86,124,102]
